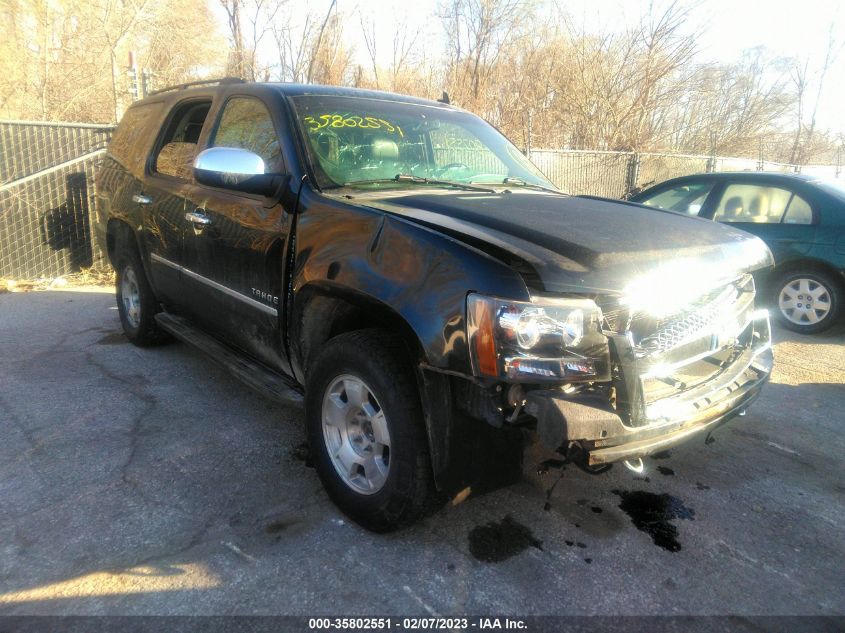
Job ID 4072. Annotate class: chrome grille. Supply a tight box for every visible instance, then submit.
[605,274,762,427]
[637,277,752,357]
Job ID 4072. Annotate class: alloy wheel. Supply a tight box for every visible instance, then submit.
[321,374,391,495]
[778,277,832,326]
[121,266,142,329]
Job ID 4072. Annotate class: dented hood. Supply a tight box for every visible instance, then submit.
[358,189,773,295]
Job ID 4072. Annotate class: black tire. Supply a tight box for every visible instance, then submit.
[115,244,169,346]
[771,269,843,334]
[305,329,436,532]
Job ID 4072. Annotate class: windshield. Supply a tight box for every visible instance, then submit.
[814,178,845,201]
[290,95,555,191]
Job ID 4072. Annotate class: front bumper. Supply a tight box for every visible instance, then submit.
[525,311,773,465]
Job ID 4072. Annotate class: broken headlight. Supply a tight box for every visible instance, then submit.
[466,294,610,382]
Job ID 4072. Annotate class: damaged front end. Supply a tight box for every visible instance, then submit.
[523,272,773,465]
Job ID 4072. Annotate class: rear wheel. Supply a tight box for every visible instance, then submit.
[773,270,842,334]
[115,245,169,346]
[305,330,436,531]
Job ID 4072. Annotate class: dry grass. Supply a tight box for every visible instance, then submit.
[1,267,115,294]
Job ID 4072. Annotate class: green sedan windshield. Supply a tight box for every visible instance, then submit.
[290,95,554,190]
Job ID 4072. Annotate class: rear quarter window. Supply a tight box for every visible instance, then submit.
[108,103,164,174]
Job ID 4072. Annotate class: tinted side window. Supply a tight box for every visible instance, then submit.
[639,182,713,215]
[783,194,813,224]
[212,97,282,172]
[109,103,163,172]
[153,100,211,180]
[713,184,792,223]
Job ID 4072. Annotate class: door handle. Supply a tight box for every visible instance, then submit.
[185,210,212,226]
[132,194,152,205]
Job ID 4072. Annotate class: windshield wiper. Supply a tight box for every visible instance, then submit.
[486,177,565,195]
[344,174,495,193]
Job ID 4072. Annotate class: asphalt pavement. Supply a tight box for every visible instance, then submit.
[0,286,843,616]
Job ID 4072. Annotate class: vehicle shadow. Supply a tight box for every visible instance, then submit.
[33,172,95,274]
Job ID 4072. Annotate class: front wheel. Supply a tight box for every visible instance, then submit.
[773,270,842,334]
[305,330,437,531]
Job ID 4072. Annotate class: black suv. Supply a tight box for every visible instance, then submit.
[97,80,774,531]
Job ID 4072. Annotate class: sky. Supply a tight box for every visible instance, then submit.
[215,0,845,134]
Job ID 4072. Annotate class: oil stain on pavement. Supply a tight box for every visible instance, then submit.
[539,457,569,511]
[468,515,543,562]
[613,490,695,552]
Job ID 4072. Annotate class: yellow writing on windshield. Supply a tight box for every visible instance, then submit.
[304,114,404,137]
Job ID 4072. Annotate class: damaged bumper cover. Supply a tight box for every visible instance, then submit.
[525,310,773,465]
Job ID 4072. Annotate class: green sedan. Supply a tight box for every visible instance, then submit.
[630,172,845,334]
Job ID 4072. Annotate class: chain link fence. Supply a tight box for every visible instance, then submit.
[637,153,712,193]
[0,120,113,279]
[531,150,633,197]
[1,118,842,279]
[530,149,842,196]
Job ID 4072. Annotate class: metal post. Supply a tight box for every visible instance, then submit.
[625,153,641,198]
[707,130,716,173]
[127,51,139,102]
[525,110,533,160]
[127,70,139,102]
[141,69,154,97]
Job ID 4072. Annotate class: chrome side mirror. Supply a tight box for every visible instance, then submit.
[193,147,281,196]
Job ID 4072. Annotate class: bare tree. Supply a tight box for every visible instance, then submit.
[789,60,809,163]
[264,0,351,85]
[306,0,338,83]
[270,9,316,82]
[390,22,421,90]
[789,24,842,164]
[219,0,282,80]
[0,0,225,123]
[360,15,380,88]
[440,0,527,106]
[4,0,841,164]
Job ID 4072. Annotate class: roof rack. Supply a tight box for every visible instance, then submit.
[147,77,246,97]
